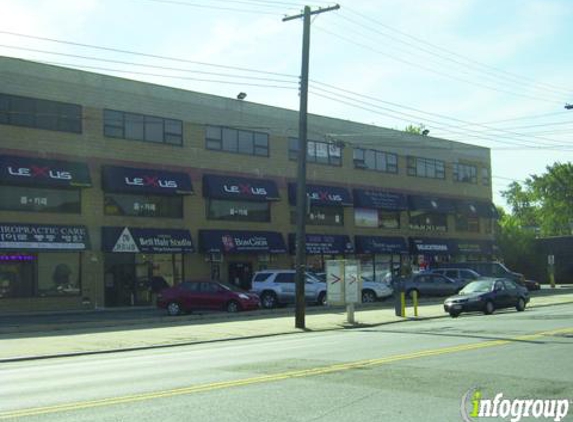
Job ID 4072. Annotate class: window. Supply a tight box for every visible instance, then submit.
[407,156,445,179]
[207,199,270,222]
[0,93,82,133]
[0,186,81,214]
[289,138,341,166]
[409,211,448,232]
[103,109,183,145]
[354,209,400,229]
[453,163,477,184]
[0,252,81,299]
[455,214,480,233]
[291,205,344,226]
[482,167,491,186]
[206,125,269,157]
[353,148,398,173]
[275,273,295,283]
[104,194,183,218]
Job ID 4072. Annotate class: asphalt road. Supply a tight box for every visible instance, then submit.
[1,303,572,422]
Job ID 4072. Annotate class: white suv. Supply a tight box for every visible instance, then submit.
[250,270,327,309]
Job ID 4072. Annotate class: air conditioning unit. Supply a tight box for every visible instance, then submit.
[204,252,223,263]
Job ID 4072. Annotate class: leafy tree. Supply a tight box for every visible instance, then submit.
[404,124,427,135]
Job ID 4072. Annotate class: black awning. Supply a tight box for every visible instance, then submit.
[288,233,355,255]
[199,230,286,254]
[456,200,499,219]
[355,236,408,254]
[353,189,408,210]
[288,183,353,207]
[410,237,452,255]
[202,174,279,201]
[0,155,91,188]
[0,223,90,250]
[451,239,495,255]
[101,166,193,195]
[102,227,194,253]
[408,195,456,214]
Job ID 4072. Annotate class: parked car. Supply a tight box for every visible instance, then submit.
[312,272,394,303]
[438,262,525,284]
[443,278,530,318]
[523,279,541,291]
[251,270,326,309]
[429,268,481,288]
[157,280,260,316]
[393,273,462,298]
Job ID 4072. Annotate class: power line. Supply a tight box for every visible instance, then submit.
[344,6,571,96]
[127,0,287,15]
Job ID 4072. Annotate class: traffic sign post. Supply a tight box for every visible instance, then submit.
[326,260,362,324]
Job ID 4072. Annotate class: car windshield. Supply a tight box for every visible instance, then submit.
[218,283,245,292]
[459,279,494,294]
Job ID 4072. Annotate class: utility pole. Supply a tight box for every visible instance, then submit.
[283,4,340,329]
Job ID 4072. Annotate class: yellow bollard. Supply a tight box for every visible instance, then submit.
[413,290,418,317]
[400,292,406,317]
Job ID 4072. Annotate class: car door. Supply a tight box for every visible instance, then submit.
[492,280,511,308]
[502,279,520,307]
[304,275,319,302]
[200,281,225,310]
[179,282,201,311]
[274,272,295,303]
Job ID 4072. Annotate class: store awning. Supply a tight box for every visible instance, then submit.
[455,200,499,219]
[101,165,193,195]
[288,183,353,207]
[202,174,279,201]
[0,223,90,250]
[355,236,408,254]
[0,155,91,188]
[408,195,456,214]
[288,233,355,255]
[199,230,286,254]
[352,189,408,210]
[410,237,452,255]
[450,239,495,255]
[101,227,194,253]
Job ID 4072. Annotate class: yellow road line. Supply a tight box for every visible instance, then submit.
[1,326,572,420]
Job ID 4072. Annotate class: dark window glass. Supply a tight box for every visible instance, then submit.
[104,194,183,218]
[275,273,294,283]
[181,282,199,292]
[407,156,445,179]
[291,205,344,226]
[0,186,80,214]
[354,148,398,173]
[222,128,238,152]
[207,199,270,222]
[206,126,269,157]
[0,93,81,133]
[103,109,182,146]
[455,214,480,232]
[0,254,36,298]
[238,130,254,154]
[289,138,341,166]
[409,211,448,232]
[482,167,491,186]
[453,163,477,184]
[37,253,81,297]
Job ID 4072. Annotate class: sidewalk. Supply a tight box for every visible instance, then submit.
[1,287,572,363]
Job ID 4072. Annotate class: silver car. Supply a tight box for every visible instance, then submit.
[250,270,327,309]
[395,273,462,298]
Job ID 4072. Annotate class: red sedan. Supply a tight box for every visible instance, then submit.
[157,280,260,316]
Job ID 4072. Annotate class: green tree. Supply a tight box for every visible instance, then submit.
[404,124,427,135]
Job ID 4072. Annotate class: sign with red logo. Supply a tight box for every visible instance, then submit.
[203,174,279,201]
[102,166,193,195]
[288,183,353,207]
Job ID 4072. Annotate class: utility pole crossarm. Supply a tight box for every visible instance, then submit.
[282,4,340,22]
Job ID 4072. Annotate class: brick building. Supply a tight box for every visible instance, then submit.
[0,57,497,312]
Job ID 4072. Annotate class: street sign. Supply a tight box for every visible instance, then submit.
[326,260,344,306]
[344,260,361,304]
[548,255,555,265]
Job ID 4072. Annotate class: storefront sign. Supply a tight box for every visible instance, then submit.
[289,234,355,255]
[199,230,286,254]
[410,237,452,255]
[102,227,194,253]
[408,195,456,214]
[202,174,279,201]
[0,223,90,250]
[352,189,408,210]
[288,183,353,207]
[355,236,408,254]
[0,155,92,188]
[451,239,495,255]
[101,166,193,195]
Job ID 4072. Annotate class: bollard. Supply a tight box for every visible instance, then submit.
[400,292,406,317]
[413,290,418,317]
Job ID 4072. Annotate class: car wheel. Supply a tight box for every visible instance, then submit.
[516,297,526,312]
[226,300,240,313]
[484,300,495,315]
[449,311,461,318]
[362,290,377,303]
[260,291,278,309]
[167,302,182,316]
[317,292,327,306]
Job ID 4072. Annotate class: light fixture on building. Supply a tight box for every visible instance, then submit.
[237,92,247,100]
[422,129,430,136]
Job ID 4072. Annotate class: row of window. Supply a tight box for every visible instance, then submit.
[0,92,491,185]
[0,185,490,233]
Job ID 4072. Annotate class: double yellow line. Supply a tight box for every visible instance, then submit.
[1,326,571,420]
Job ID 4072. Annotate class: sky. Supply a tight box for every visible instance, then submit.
[1,0,572,209]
